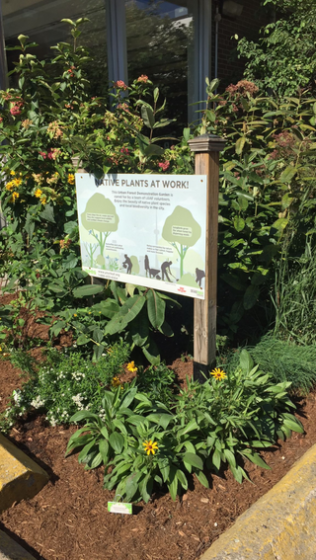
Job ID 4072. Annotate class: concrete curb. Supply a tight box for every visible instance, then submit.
[0,531,36,560]
[0,433,49,514]
[200,443,316,560]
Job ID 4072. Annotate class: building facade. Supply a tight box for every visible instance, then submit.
[0,0,268,126]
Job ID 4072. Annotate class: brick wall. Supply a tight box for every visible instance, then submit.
[214,0,271,87]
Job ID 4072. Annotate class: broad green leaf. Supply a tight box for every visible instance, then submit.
[176,469,188,490]
[183,453,203,470]
[109,432,124,453]
[147,289,166,329]
[279,166,297,183]
[195,471,209,488]
[233,216,245,232]
[212,449,221,470]
[283,418,304,433]
[235,136,246,155]
[141,105,155,128]
[243,285,260,310]
[73,284,103,298]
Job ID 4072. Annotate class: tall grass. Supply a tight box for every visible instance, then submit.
[272,239,316,346]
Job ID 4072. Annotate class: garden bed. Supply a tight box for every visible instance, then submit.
[1,355,316,560]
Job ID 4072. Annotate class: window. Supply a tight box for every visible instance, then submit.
[125,0,193,133]
[3,0,108,96]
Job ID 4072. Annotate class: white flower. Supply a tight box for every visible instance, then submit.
[30,396,45,409]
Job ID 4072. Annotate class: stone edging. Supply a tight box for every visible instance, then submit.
[200,443,316,560]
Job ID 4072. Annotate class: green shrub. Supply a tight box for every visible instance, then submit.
[251,335,316,393]
[0,340,130,432]
[136,362,176,406]
[67,350,303,502]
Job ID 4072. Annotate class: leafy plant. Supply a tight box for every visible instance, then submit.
[0,341,130,432]
[67,350,303,502]
[52,282,181,363]
[136,362,176,406]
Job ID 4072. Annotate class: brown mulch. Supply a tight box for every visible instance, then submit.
[1,355,316,560]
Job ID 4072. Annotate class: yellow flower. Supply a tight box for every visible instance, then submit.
[34,188,43,198]
[0,346,2,352]
[142,440,158,456]
[74,313,77,317]
[111,377,121,388]
[10,170,16,176]
[40,195,47,205]
[6,181,14,191]
[210,367,227,381]
[13,177,22,187]
[11,191,19,203]
[68,173,75,185]
[127,361,138,374]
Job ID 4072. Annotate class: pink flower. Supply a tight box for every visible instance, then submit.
[137,75,148,83]
[10,104,22,116]
[158,161,170,171]
[47,151,54,160]
[114,80,128,90]
[0,117,3,123]
[120,147,129,155]
[39,152,47,159]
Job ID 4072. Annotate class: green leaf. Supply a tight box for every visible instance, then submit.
[109,432,124,453]
[154,87,159,103]
[239,348,254,372]
[73,284,104,298]
[279,166,297,183]
[70,410,99,423]
[235,136,246,155]
[195,471,209,488]
[147,289,166,329]
[176,469,188,490]
[212,449,221,470]
[40,204,55,223]
[144,144,164,156]
[141,105,155,129]
[241,450,271,469]
[283,418,304,433]
[99,439,109,463]
[183,453,203,470]
[76,334,90,345]
[224,448,236,468]
[243,285,260,310]
[233,216,245,232]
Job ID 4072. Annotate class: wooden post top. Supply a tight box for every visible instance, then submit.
[188,133,226,153]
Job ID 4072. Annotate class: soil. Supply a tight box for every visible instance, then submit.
[1,353,316,560]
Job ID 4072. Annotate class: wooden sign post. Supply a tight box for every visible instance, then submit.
[188,134,225,382]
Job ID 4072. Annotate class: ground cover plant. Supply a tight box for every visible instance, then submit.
[66,349,303,502]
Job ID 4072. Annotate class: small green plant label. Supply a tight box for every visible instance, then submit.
[108,502,133,515]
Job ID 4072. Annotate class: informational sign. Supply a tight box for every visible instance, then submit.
[75,173,207,299]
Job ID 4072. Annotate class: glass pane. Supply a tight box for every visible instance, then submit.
[3,0,108,97]
[126,0,193,134]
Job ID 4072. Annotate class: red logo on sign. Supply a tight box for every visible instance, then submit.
[178,287,186,293]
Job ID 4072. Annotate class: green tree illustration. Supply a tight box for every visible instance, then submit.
[162,206,201,277]
[81,193,119,266]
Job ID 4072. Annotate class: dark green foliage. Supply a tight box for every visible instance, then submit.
[237,0,316,96]
[251,335,316,393]
[136,362,176,406]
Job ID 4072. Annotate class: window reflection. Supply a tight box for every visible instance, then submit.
[126,0,193,135]
[3,0,108,97]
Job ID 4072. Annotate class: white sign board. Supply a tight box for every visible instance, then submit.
[75,174,207,299]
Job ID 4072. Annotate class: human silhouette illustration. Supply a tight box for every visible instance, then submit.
[123,254,132,274]
[144,254,160,278]
[195,268,205,288]
[161,260,173,282]
[145,255,150,277]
